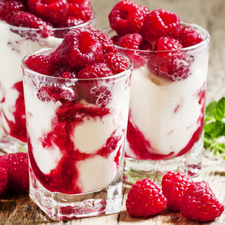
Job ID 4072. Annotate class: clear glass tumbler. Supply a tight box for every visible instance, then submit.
[106,22,210,183]
[21,48,132,220]
[0,14,96,153]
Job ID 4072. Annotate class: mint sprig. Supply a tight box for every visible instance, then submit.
[204,97,225,158]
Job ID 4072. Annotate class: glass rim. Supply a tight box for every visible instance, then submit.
[21,47,133,81]
[104,21,210,53]
[0,11,96,32]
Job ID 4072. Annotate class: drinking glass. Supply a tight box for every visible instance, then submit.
[106,22,210,183]
[21,48,132,220]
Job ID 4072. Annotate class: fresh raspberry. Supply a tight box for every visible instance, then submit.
[101,52,129,75]
[28,0,68,26]
[0,167,8,196]
[67,0,92,22]
[60,28,103,70]
[143,9,181,42]
[108,0,144,36]
[157,36,183,52]
[53,65,77,78]
[50,44,62,65]
[25,54,56,75]
[54,17,84,38]
[139,40,153,50]
[147,37,191,81]
[179,26,203,47]
[126,178,167,217]
[162,171,193,211]
[181,181,224,222]
[37,85,77,102]
[77,62,113,79]
[111,35,120,45]
[117,33,143,50]
[93,30,117,54]
[138,5,150,17]
[10,11,53,39]
[58,16,84,27]
[0,0,26,23]
[0,153,29,194]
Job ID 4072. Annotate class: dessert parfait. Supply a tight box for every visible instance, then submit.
[106,0,210,182]
[0,0,95,153]
[22,28,132,220]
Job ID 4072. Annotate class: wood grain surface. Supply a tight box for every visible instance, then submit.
[1,0,225,224]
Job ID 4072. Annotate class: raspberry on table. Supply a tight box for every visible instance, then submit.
[117,33,143,50]
[181,181,224,222]
[0,167,8,196]
[101,52,129,75]
[179,26,203,47]
[162,171,193,211]
[28,0,69,26]
[60,28,103,70]
[0,0,26,23]
[108,0,144,36]
[0,153,29,194]
[143,9,181,42]
[67,0,92,22]
[147,37,191,81]
[77,62,113,79]
[126,178,167,217]
[10,11,54,38]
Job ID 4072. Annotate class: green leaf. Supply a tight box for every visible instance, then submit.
[204,121,215,133]
[205,101,217,117]
[212,97,225,120]
[205,116,213,123]
[212,120,224,138]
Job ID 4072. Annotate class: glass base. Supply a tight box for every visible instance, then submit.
[124,132,203,185]
[0,127,27,153]
[29,159,124,221]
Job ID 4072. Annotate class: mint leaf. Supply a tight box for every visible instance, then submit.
[204,121,215,133]
[204,97,225,159]
[205,101,217,117]
[212,97,225,120]
[212,120,224,138]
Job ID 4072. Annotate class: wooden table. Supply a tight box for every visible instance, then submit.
[1,0,225,224]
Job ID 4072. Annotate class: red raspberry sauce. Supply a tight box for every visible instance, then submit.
[28,101,123,194]
[0,81,27,142]
[126,90,205,160]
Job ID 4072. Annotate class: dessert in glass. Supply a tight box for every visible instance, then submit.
[21,28,132,220]
[0,0,95,153]
[106,0,210,183]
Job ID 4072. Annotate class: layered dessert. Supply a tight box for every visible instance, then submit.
[107,1,210,161]
[22,28,131,195]
[0,0,95,148]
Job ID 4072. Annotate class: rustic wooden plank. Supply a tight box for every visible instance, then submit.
[1,0,225,224]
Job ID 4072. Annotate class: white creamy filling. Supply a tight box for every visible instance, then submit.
[73,115,118,154]
[0,22,62,125]
[128,63,207,156]
[76,153,118,193]
[24,84,62,174]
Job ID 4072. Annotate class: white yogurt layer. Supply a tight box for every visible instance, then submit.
[126,52,208,158]
[0,22,62,136]
[23,77,129,193]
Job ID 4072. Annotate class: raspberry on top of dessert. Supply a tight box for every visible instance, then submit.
[0,0,94,36]
[108,0,204,81]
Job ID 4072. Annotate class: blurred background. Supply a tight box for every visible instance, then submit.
[90,0,225,104]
